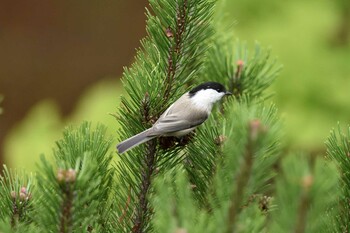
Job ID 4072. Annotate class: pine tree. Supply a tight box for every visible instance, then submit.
[0,0,347,232]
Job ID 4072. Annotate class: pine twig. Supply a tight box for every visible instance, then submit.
[294,175,313,233]
[225,120,262,233]
[133,139,157,233]
[132,85,158,232]
[229,60,244,98]
[0,166,33,229]
[57,168,77,233]
[10,187,31,229]
[132,1,190,232]
[163,0,188,103]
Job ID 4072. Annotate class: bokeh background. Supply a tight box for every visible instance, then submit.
[0,0,349,172]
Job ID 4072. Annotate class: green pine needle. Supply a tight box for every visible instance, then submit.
[325,124,350,232]
[270,154,339,233]
[114,0,216,232]
[0,166,33,229]
[34,122,114,232]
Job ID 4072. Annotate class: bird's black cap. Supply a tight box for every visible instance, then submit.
[189,82,228,97]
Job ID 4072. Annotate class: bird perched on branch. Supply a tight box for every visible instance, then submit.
[117,82,231,154]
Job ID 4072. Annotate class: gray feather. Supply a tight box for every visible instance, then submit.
[148,93,208,136]
[117,129,155,154]
[117,93,209,153]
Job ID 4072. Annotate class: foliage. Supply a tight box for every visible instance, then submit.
[270,154,339,233]
[0,166,33,230]
[326,124,350,232]
[150,101,282,233]
[0,122,114,232]
[113,0,215,232]
[0,0,348,232]
[202,40,281,100]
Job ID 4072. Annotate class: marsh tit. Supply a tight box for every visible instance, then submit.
[117,82,231,154]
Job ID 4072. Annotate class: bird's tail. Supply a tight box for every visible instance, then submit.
[117,129,154,154]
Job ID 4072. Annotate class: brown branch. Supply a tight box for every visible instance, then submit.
[229,60,244,98]
[57,169,76,233]
[132,139,157,233]
[163,0,188,103]
[294,155,316,233]
[294,175,313,233]
[132,86,158,233]
[132,2,190,232]
[60,187,74,233]
[225,120,262,233]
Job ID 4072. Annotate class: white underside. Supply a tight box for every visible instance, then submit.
[164,127,196,137]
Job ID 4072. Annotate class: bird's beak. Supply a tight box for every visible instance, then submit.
[225,91,232,96]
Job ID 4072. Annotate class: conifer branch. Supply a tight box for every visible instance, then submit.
[34,123,113,232]
[134,0,189,223]
[164,0,188,107]
[294,175,313,233]
[133,84,158,232]
[225,119,262,232]
[202,41,281,100]
[0,166,33,230]
[133,91,157,232]
[229,60,244,98]
[10,186,31,229]
[116,1,213,232]
[326,124,350,231]
[133,140,157,233]
[57,169,76,233]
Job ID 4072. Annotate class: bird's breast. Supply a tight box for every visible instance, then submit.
[164,127,196,137]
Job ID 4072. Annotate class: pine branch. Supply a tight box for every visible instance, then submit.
[114,0,215,232]
[151,167,197,233]
[150,102,281,233]
[133,140,157,232]
[225,120,263,233]
[185,37,281,208]
[209,102,281,232]
[325,124,350,232]
[34,123,114,232]
[269,154,339,233]
[184,120,221,207]
[0,166,33,230]
[163,0,188,101]
[229,60,244,98]
[57,169,76,233]
[186,14,282,204]
[294,174,312,233]
[201,40,282,100]
[151,102,340,232]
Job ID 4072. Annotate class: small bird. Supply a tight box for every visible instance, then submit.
[117,82,231,154]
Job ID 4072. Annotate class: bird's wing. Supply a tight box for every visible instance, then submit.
[148,115,206,136]
[148,93,208,136]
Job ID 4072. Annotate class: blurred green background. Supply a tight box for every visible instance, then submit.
[0,0,349,171]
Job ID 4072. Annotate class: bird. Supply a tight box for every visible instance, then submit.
[117,81,231,154]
